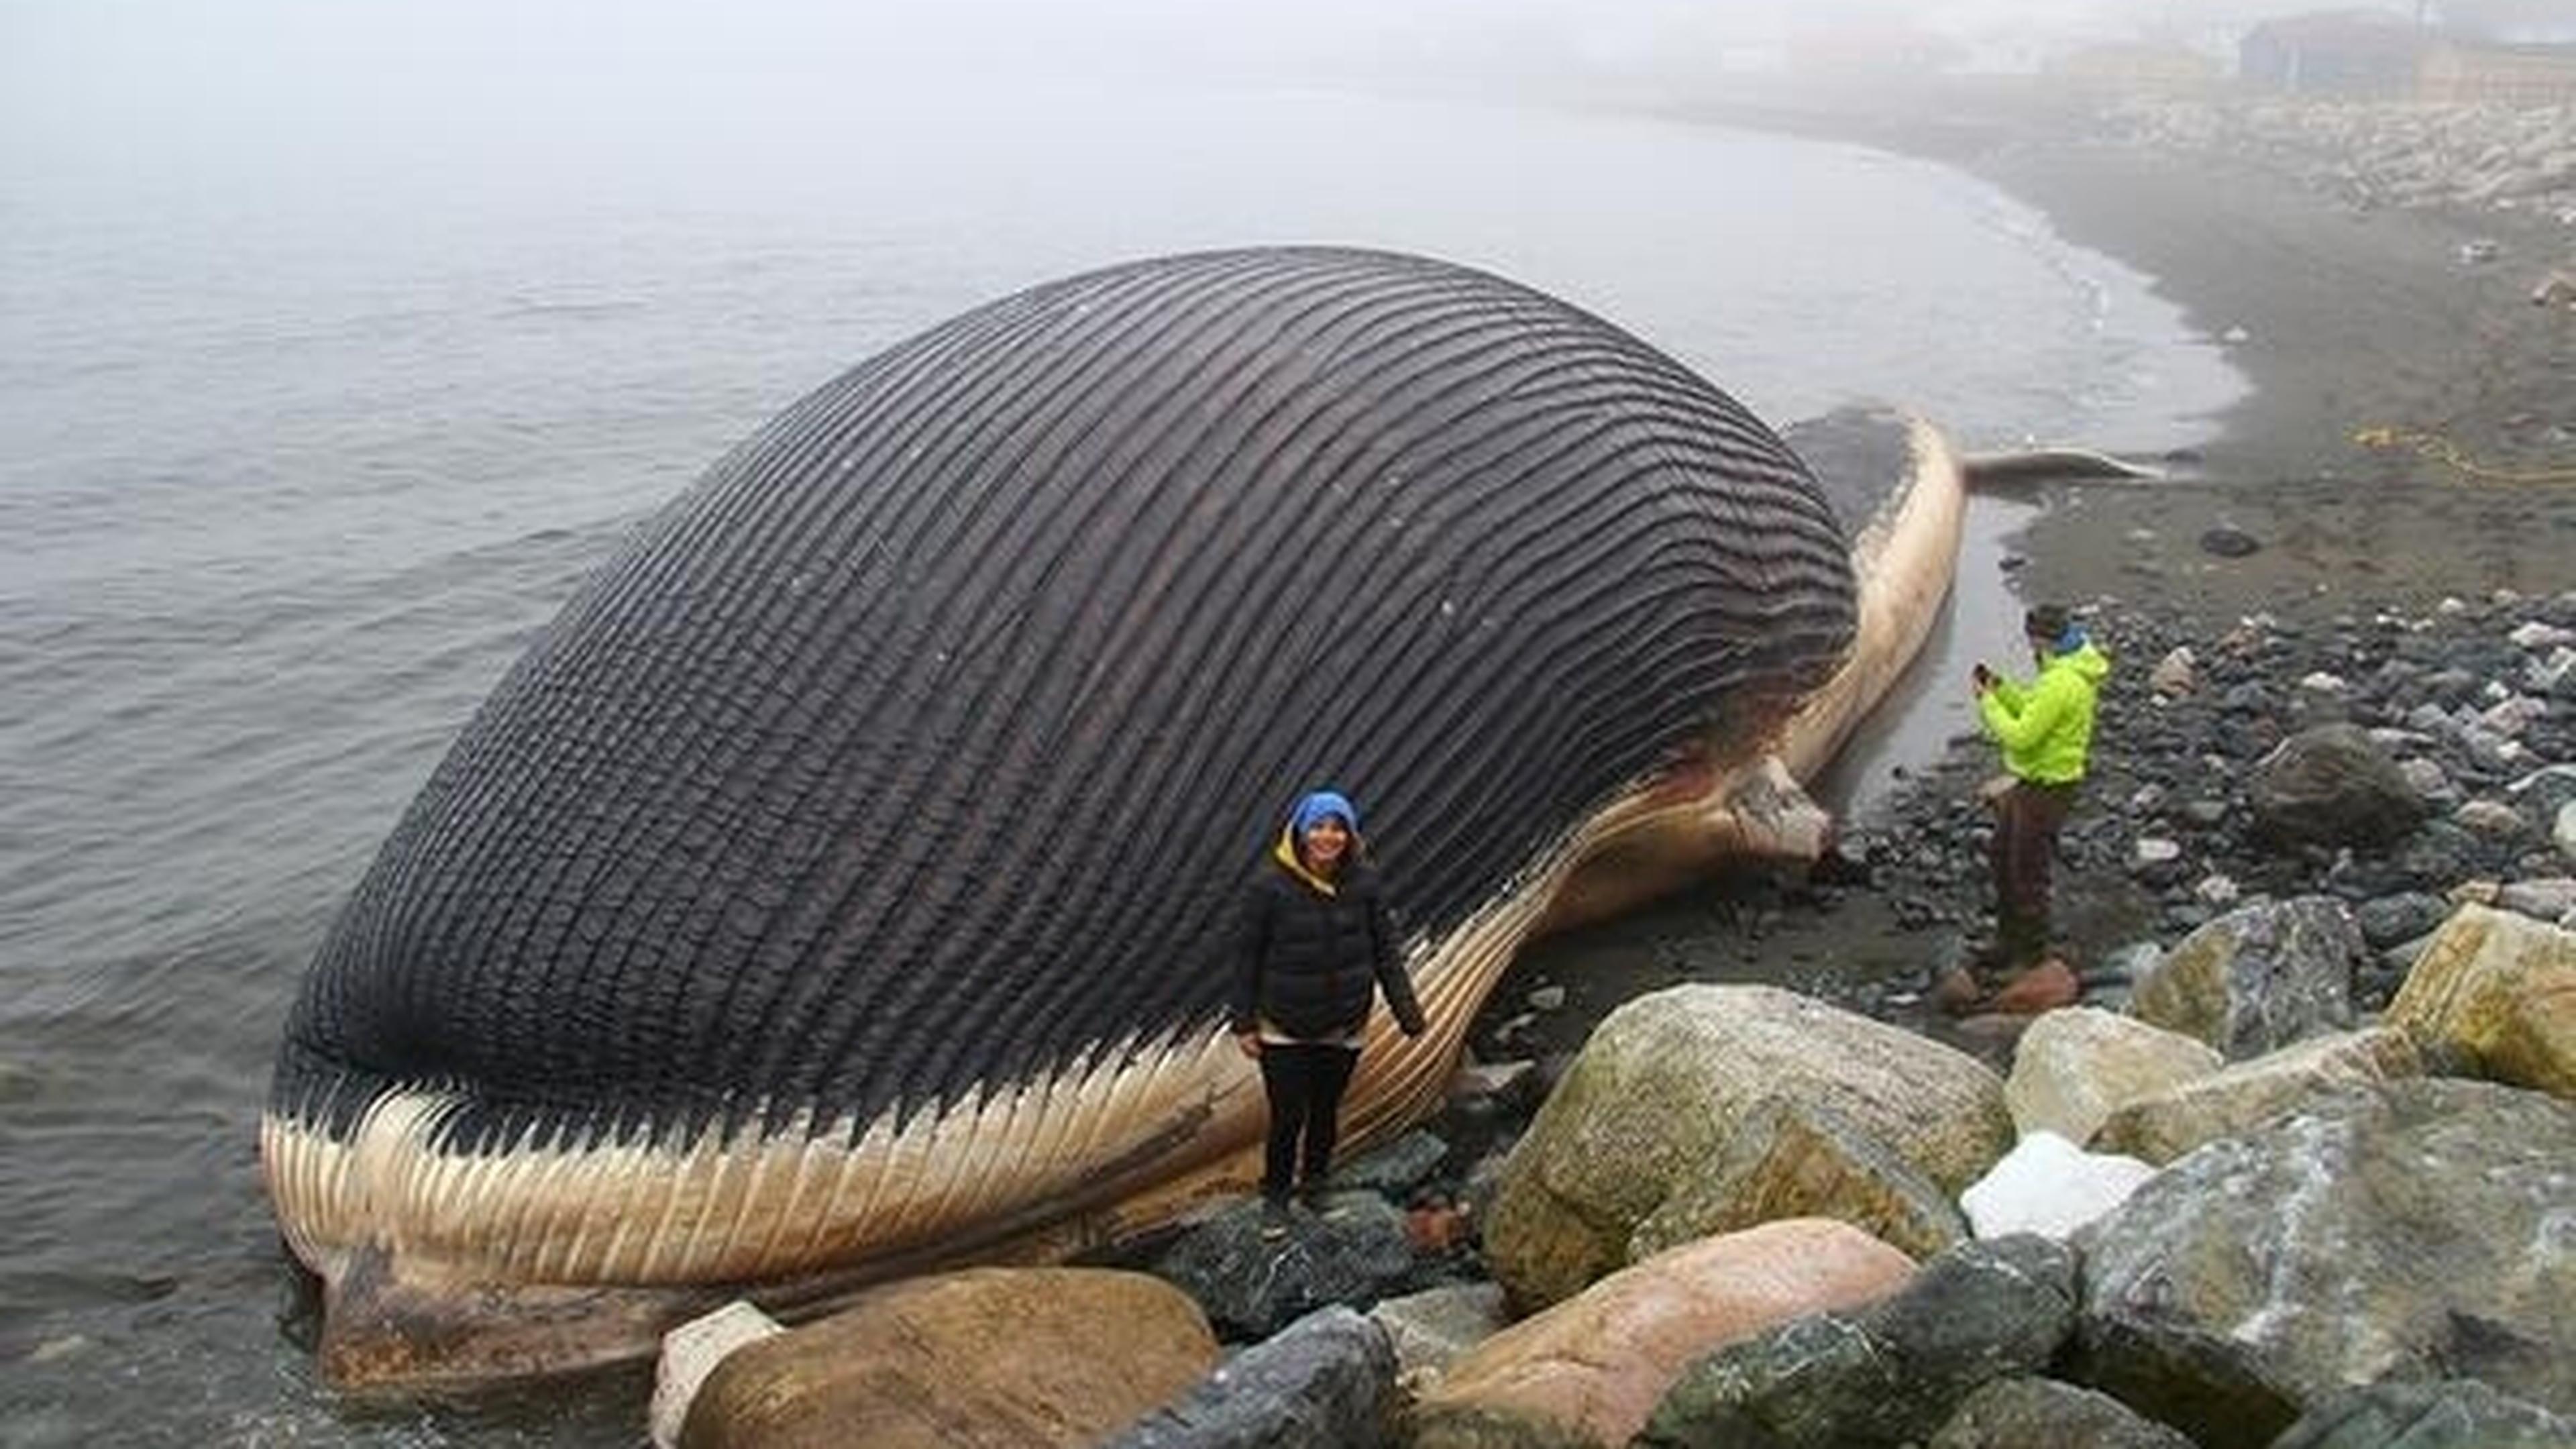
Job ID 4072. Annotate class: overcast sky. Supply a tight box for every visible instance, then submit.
[8,0,2574,172]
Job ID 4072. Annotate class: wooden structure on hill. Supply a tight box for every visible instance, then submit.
[2239,11,2428,97]
[2240,8,2576,105]
[2416,38,2576,105]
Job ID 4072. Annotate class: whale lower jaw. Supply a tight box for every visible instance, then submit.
[268,415,1966,1389]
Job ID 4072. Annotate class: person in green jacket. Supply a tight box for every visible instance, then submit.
[1971,602,2111,977]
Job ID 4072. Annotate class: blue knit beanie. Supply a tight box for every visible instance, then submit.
[2025,603,2085,655]
[1290,790,1358,838]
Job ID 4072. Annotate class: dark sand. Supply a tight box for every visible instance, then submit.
[1972,135,2576,621]
[1674,87,2576,617]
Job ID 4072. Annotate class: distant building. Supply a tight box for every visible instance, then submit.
[2048,41,2225,95]
[2239,11,2428,96]
[2416,38,2576,105]
[1785,21,1968,82]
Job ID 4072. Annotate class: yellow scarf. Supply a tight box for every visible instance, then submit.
[1271,826,1338,896]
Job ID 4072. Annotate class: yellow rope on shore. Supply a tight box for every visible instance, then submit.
[2351,426,2576,484]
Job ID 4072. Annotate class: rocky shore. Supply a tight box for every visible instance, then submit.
[649,595,2576,1447]
[645,90,2576,1449]
[2093,97,2576,231]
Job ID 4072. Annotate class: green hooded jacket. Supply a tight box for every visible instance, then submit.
[1979,641,2110,784]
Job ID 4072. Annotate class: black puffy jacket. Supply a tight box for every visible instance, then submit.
[1230,852,1427,1042]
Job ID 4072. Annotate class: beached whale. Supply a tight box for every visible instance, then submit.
[263,246,1968,1387]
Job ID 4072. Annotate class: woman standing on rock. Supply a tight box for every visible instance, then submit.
[1231,790,1428,1229]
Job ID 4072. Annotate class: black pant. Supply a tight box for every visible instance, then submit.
[1257,1042,1360,1202]
[1991,779,2076,971]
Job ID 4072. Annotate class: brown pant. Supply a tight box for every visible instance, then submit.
[1991,779,2076,970]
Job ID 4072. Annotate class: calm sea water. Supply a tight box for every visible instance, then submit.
[0,84,2239,1443]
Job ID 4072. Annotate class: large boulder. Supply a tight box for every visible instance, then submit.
[1636,1236,2075,1448]
[2129,896,2365,1060]
[2383,903,2576,1097]
[2089,1027,2423,1166]
[1104,1305,1397,1449]
[2070,1079,2576,1449]
[1927,1377,2194,1449]
[1406,1218,1913,1449]
[2004,1007,2223,1143]
[680,1267,1218,1449]
[1627,1097,1968,1263]
[2249,723,2426,847]
[1152,1191,1417,1339]
[2267,1379,2576,1448]
[1485,985,2009,1309]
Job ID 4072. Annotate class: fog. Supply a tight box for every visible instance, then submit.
[14,0,2575,172]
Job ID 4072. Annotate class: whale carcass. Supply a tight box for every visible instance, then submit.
[262,247,1965,1385]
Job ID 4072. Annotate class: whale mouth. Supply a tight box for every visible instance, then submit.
[262,1040,1267,1386]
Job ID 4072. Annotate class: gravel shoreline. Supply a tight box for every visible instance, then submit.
[1483,87,2576,1060]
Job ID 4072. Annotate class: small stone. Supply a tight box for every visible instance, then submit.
[2449,879,2502,906]
[2508,621,2572,650]
[2200,526,2261,558]
[1989,961,2082,1015]
[1369,1281,1507,1382]
[28,1336,90,1366]
[2398,757,2457,803]
[2220,680,2271,715]
[1449,1058,1539,1110]
[2298,672,2347,694]
[1527,985,1567,1012]
[2457,799,2530,837]
[2526,647,2576,692]
[1405,1203,1474,1253]
[653,1301,783,1449]
[2149,647,2196,696]
[1336,1129,1450,1195]
[2194,874,2241,907]
[2356,892,2450,949]
[2132,838,2185,876]
[2461,726,2521,772]
[2481,696,2545,738]
[2497,876,2576,922]
[1960,1133,2157,1241]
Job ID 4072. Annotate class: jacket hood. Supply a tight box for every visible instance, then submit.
[1271,826,1338,896]
[2055,640,2111,684]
